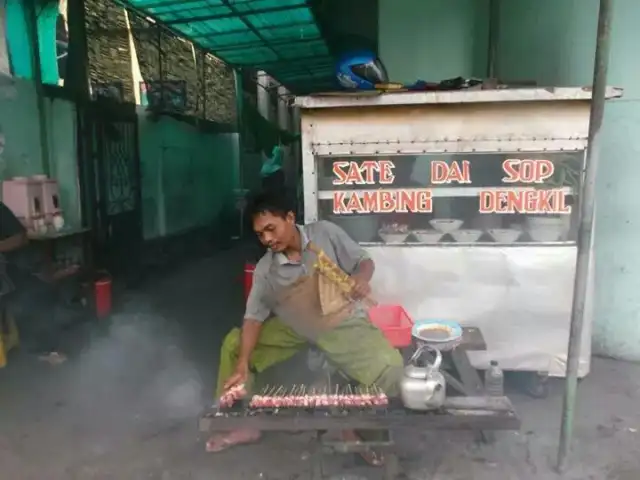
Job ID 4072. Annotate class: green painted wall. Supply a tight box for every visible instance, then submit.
[138,111,239,239]
[0,78,81,228]
[380,0,640,361]
[378,0,489,83]
[0,79,240,240]
[496,0,640,361]
[0,80,44,178]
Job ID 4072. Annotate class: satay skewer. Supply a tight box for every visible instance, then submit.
[247,383,390,409]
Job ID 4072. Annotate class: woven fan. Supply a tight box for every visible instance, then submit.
[317,273,351,315]
[308,243,377,312]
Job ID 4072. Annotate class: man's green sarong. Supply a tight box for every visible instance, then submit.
[216,315,403,398]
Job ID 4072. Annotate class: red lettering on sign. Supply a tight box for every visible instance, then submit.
[501,159,555,184]
[332,189,433,214]
[332,160,396,186]
[360,161,378,184]
[479,189,571,214]
[332,161,350,186]
[333,191,347,213]
[430,160,471,184]
[379,160,396,184]
[361,191,380,213]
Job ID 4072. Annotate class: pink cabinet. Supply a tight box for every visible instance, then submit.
[2,177,44,230]
[2,175,61,231]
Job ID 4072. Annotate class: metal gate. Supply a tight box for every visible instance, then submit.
[76,101,143,276]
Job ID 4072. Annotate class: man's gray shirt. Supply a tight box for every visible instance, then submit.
[245,221,369,324]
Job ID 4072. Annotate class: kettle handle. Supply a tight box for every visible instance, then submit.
[430,347,442,371]
[408,344,443,371]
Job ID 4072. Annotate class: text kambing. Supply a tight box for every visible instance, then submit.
[333,189,433,214]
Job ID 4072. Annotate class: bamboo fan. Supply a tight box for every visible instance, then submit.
[307,243,377,313]
[317,273,351,316]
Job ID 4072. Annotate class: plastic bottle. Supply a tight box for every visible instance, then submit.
[485,360,504,396]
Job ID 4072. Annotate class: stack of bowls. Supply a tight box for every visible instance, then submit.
[429,219,463,235]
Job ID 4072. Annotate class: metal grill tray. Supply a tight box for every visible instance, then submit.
[200,396,520,432]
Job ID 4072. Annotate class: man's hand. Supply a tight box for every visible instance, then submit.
[350,273,372,300]
[223,362,249,392]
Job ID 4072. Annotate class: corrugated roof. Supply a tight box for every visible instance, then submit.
[119,0,335,92]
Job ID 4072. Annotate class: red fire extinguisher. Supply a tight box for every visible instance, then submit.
[94,271,112,319]
[243,263,255,302]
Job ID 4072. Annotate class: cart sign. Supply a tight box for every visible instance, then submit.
[329,157,571,215]
[332,160,433,214]
[480,159,571,214]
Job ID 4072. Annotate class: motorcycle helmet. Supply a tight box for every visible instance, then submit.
[335,50,389,90]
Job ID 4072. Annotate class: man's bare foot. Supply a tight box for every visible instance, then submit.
[341,430,385,467]
[206,429,261,453]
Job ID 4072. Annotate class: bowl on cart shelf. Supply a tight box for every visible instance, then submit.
[429,218,463,234]
[378,223,410,244]
[379,231,410,244]
[488,228,522,244]
[527,225,564,242]
[412,229,444,243]
[450,229,483,243]
[526,215,569,242]
[525,215,565,229]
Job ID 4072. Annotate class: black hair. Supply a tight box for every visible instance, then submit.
[246,190,294,220]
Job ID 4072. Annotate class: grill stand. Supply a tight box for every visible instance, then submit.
[202,327,514,479]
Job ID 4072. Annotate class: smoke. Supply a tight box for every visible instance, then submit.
[65,294,206,433]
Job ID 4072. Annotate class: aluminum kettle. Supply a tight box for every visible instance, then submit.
[400,345,446,411]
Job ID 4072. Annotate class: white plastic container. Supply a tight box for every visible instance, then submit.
[39,176,61,220]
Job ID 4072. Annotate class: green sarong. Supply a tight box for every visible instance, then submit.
[215,315,403,398]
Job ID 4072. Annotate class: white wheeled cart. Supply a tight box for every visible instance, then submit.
[295,87,621,380]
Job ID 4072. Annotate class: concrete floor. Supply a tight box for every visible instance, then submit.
[0,248,639,479]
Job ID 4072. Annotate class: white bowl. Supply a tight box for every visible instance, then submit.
[412,230,444,243]
[528,226,563,242]
[450,229,483,243]
[488,228,521,243]
[379,231,410,244]
[429,218,463,234]
[526,216,565,228]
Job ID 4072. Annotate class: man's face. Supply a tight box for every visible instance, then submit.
[253,211,296,253]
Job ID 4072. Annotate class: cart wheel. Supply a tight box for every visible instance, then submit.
[525,372,550,399]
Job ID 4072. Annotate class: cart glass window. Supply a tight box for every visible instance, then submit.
[315,152,583,244]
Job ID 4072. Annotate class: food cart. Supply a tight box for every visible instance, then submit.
[295,86,622,384]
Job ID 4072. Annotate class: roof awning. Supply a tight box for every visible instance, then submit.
[119,0,336,93]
